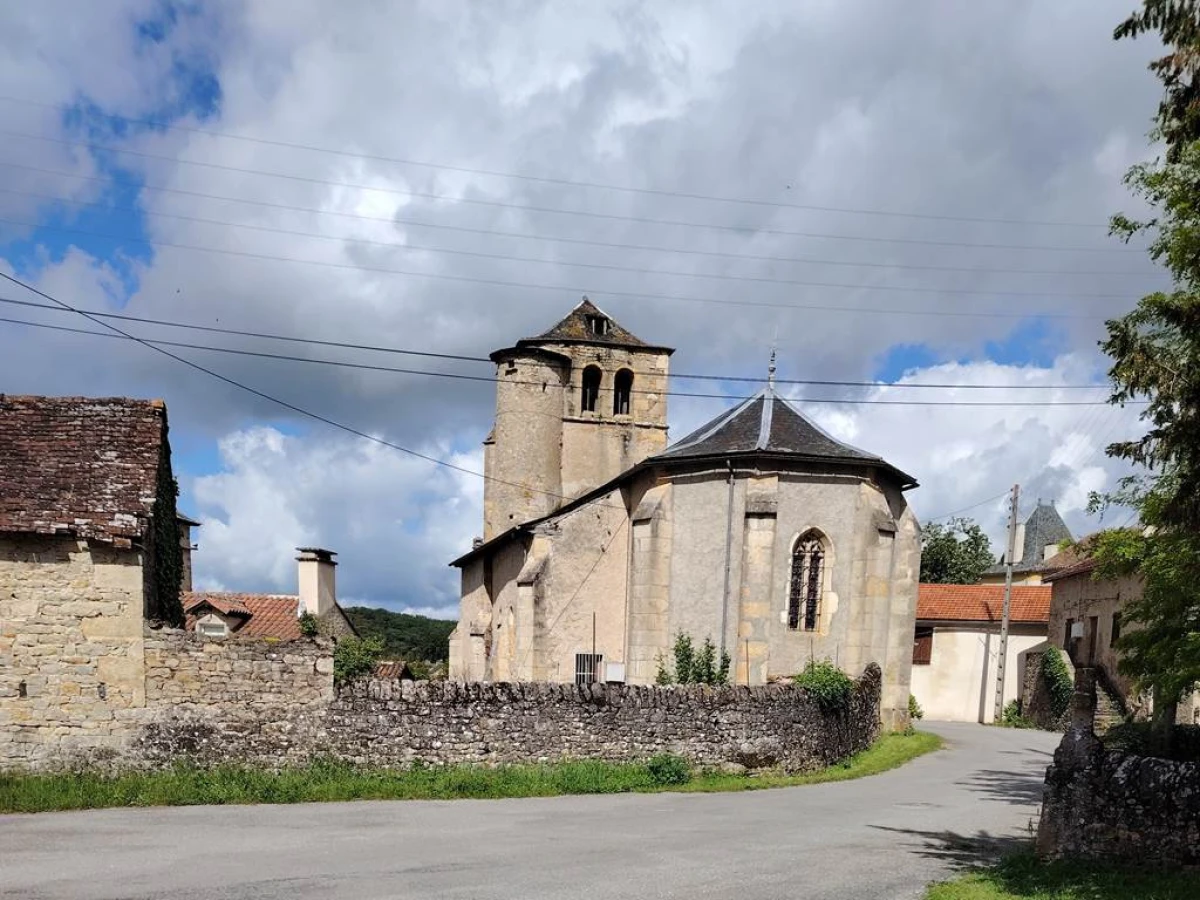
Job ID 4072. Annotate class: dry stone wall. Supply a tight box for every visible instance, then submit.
[1037,728,1200,868]
[138,646,881,773]
[6,614,882,773]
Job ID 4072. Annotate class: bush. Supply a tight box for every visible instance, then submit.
[1103,722,1200,762]
[297,612,319,638]
[657,633,731,685]
[999,699,1036,729]
[645,754,691,786]
[1040,646,1073,720]
[332,636,384,684]
[793,660,854,712]
[908,694,924,721]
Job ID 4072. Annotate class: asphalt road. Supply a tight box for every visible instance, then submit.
[0,722,1060,900]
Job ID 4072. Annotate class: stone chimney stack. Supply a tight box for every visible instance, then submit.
[296,547,337,617]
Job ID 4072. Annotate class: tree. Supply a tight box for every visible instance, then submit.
[1089,3,1200,745]
[919,517,995,584]
[1116,1,1200,161]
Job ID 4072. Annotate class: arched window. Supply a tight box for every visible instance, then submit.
[581,365,602,413]
[613,369,633,416]
[788,533,825,631]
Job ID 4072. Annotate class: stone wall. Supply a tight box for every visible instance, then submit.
[0,535,147,771]
[1036,668,1200,868]
[137,629,333,768]
[138,649,882,773]
[1037,728,1200,868]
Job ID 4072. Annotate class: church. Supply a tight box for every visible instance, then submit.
[448,299,921,724]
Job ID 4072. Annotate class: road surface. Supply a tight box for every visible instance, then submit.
[0,722,1059,900]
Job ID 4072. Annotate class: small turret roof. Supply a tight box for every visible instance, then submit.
[516,298,673,354]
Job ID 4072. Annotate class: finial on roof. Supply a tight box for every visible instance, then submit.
[768,347,777,389]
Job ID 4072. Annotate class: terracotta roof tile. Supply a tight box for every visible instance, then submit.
[183,592,302,640]
[0,395,167,543]
[917,583,1051,624]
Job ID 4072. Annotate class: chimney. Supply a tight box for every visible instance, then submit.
[296,547,337,617]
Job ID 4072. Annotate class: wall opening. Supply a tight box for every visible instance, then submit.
[581,365,602,413]
[613,368,633,415]
[585,314,610,336]
[575,652,603,685]
[788,532,825,631]
[912,627,933,665]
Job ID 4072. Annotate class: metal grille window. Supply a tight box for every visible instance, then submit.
[580,365,601,413]
[788,535,824,631]
[912,627,933,665]
[575,653,603,685]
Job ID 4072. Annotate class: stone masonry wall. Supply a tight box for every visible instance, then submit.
[0,535,147,771]
[1037,728,1200,868]
[1036,668,1200,869]
[139,645,882,773]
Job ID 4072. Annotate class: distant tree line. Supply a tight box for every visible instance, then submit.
[343,606,455,666]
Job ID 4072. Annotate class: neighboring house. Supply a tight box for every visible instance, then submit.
[980,500,1075,586]
[184,548,357,639]
[374,660,415,680]
[910,582,1050,723]
[1044,555,1199,725]
[0,395,182,762]
[448,299,921,725]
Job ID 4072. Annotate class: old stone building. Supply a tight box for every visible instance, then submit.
[449,300,922,724]
[0,395,181,766]
[981,500,1075,586]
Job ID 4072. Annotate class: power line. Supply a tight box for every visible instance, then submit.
[0,312,1133,407]
[1,131,1135,250]
[0,183,1156,278]
[0,271,580,504]
[0,159,1144,255]
[0,97,1108,228]
[0,217,1129,319]
[0,296,1111,390]
[0,203,1156,300]
[925,491,1012,522]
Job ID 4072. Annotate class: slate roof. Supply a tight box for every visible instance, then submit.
[988,500,1075,574]
[0,395,168,544]
[917,583,1051,624]
[652,387,917,487]
[183,592,303,640]
[517,298,673,353]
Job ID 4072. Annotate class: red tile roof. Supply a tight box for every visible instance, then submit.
[917,583,1051,624]
[183,592,302,640]
[0,395,168,544]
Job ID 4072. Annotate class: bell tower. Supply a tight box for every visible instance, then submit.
[482,298,673,540]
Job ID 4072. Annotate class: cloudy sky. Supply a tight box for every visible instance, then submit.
[0,1,1167,617]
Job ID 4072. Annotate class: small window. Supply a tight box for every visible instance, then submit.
[575,653,603,685]
[1110,612,1121,645]
[613,369,633,416]
[788,533,825,631]
[1063,618,1074,650]
[581,365,601,413]
[913,627,933,665]
[199,621,228,638]
[585,315,610,336]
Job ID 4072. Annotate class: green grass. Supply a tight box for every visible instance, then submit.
[925,852,1197,899]
[0,730,940,813]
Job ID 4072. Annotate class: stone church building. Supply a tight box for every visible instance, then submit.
[448,300,921,723]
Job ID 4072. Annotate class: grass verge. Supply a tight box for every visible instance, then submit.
[0,730,940,813]
[925,852,1197,899]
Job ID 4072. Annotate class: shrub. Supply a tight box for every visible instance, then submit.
[1040,646,1073,720]
[793,660,854,712]
[999,699,1036,729]
[297,612,319,638]
[332,636,384,684]
[908,693,924,721]
[658,634,731,685]
[645,754,691,786]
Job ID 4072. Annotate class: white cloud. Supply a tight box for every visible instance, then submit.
[189,425,483,614]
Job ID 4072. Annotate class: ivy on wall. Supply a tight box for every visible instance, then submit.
[147,435,184,627]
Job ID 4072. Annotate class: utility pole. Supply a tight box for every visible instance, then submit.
[993,484,1021,722]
